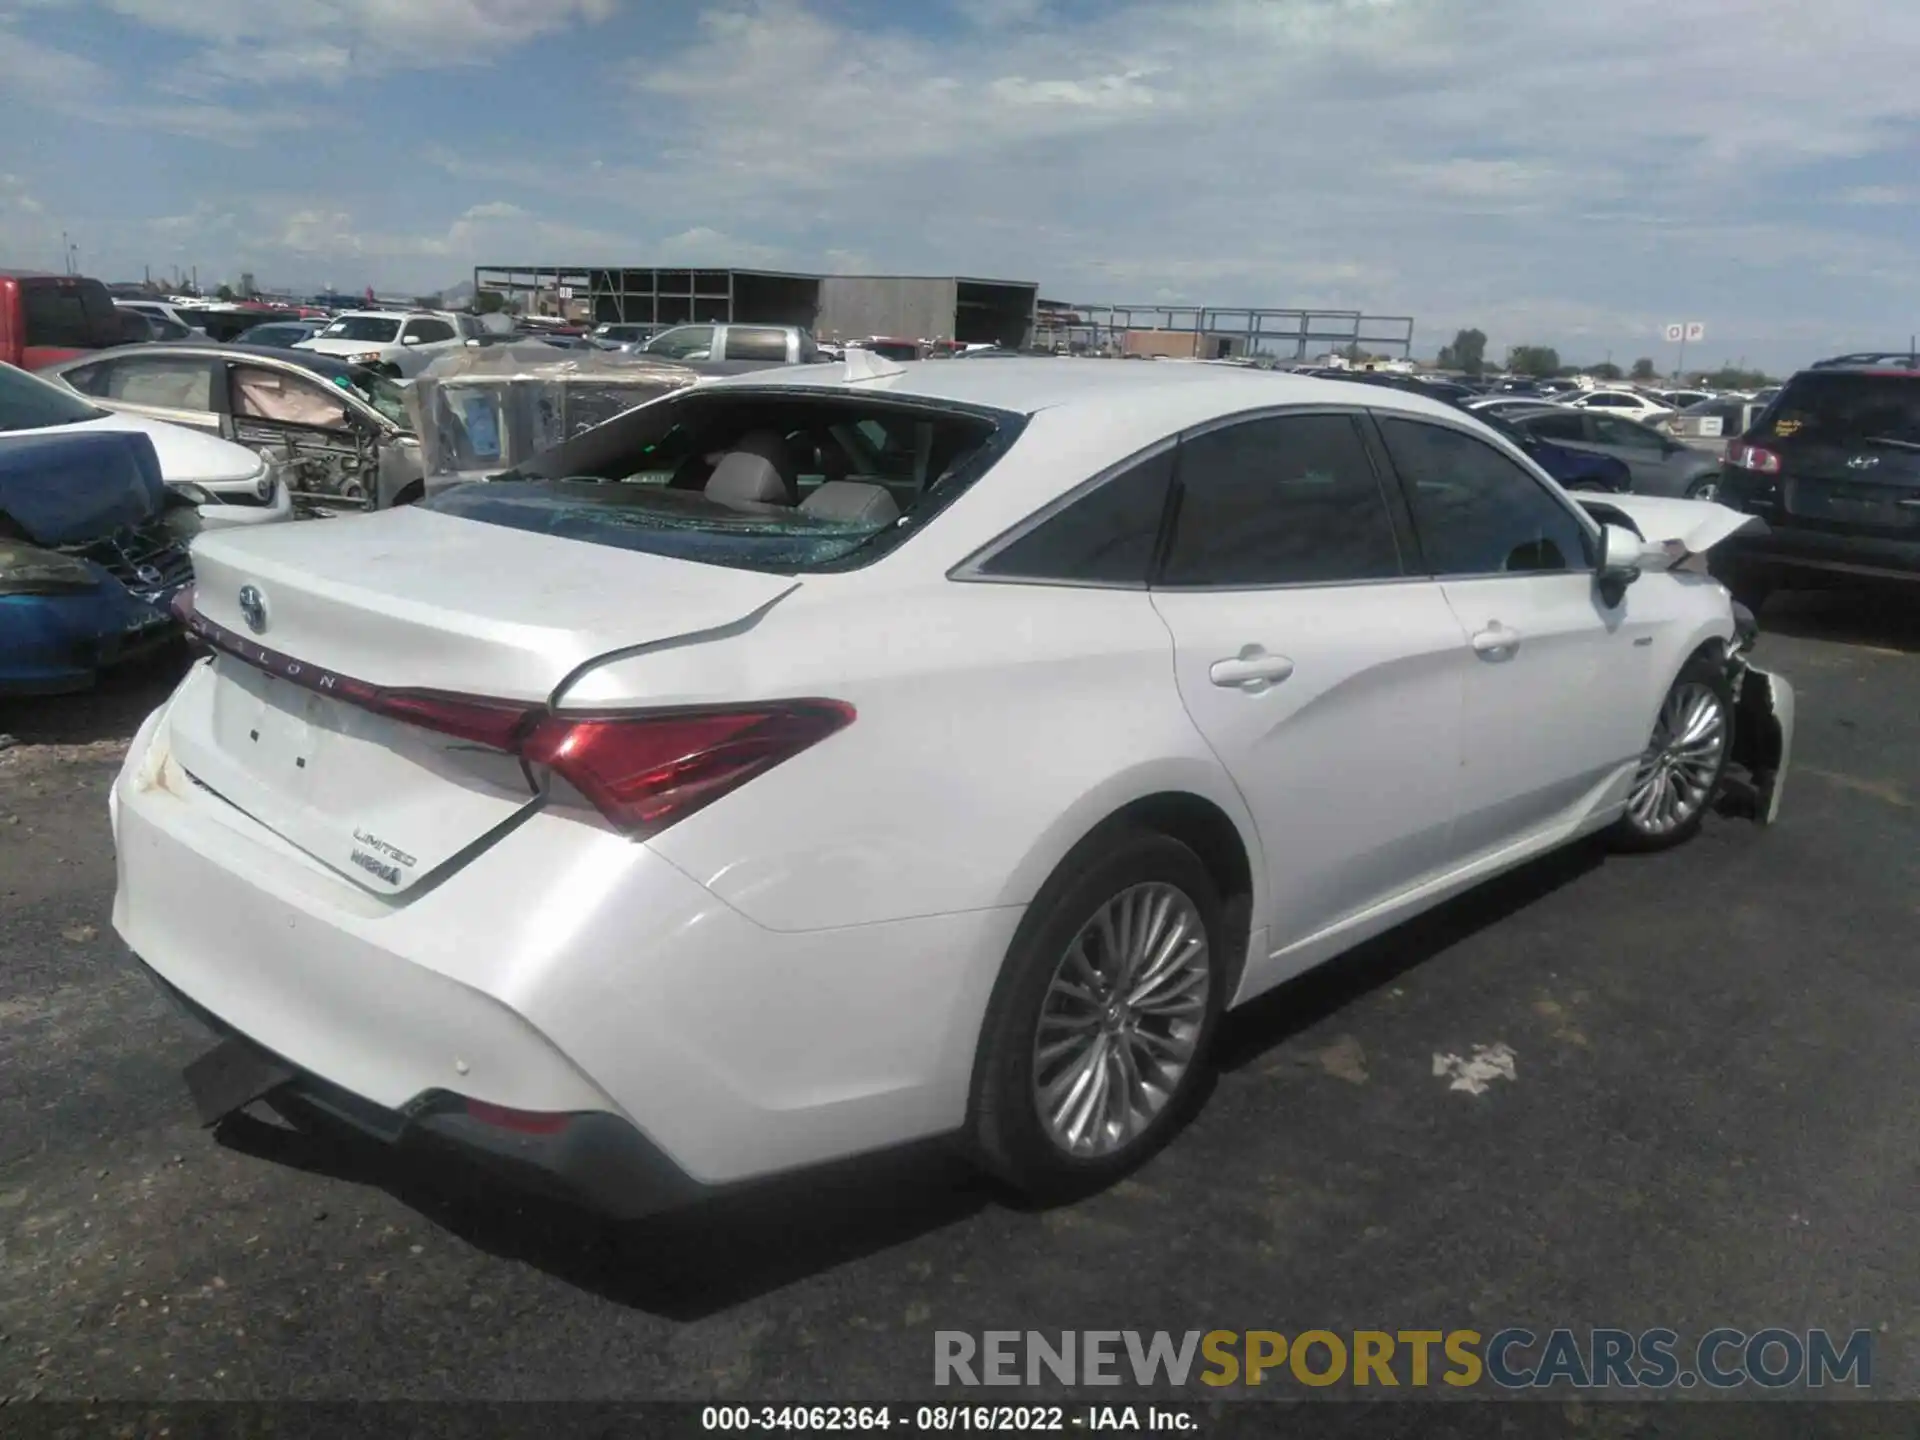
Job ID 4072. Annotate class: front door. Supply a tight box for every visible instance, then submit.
[1373,414,1655,857]
[1148,410,1469,989]
[222,362,379,508]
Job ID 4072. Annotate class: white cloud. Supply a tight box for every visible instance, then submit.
[16,0,1920,367]
[1840,185,1917,206]
[100,0,619,83]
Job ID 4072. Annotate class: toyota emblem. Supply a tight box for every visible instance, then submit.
[237,584,268,634]
[133,564,163,587]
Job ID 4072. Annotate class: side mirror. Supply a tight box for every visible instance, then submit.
[401,333,423,346]
[1596,523,1642,606]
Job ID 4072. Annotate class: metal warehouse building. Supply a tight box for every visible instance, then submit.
[473,266,1040,349]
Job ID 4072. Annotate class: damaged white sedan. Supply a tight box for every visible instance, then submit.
[110,359,1792,1214]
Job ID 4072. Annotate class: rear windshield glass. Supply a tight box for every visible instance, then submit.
[1764,373,1920,446]
[420,390,1020,573]
[320,316,401,342]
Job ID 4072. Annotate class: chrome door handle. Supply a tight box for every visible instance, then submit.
[1471,623,1521,659]
[1209,647,1295,690]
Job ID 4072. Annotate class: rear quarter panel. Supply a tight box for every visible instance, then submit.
[560,580,1262,934]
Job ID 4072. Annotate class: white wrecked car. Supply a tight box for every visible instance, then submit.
[110,358,1792,1214]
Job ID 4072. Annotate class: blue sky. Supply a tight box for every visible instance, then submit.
[3,0,1918,371]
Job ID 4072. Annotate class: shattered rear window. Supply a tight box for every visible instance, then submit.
[425,480,892,570]
[421,390,1024,573]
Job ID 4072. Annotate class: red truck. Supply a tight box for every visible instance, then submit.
[0,271,127,371]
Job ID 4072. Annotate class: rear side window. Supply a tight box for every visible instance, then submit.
[1765,373,1920,445]
[405,319,455,344]
[1160,413,1404,588]
[976,447,1173,585]
[726,327,791,362]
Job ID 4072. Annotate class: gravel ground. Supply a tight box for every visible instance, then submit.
[1,595,1916,1408]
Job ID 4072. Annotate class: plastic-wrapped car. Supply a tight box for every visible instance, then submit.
[407,345,701,493]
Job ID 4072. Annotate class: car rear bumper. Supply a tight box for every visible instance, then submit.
[109,695,1019,1209]
[140,960,709,1218]
[1722,521,1920,582]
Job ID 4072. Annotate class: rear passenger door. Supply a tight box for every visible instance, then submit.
[58,354,224,435]
[1147,410,1471,987]
[1375,415,1653,857]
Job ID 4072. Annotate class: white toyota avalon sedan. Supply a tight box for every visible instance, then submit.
[110,359,1793,1215]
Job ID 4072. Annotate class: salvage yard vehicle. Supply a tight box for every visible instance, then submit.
[295,310,484,378]
[639,322,823,368]
[1563,388,1676,424]
[1714,351,1920,611]
[0,429,190,694]
[0,271,124,371]
[1668,396,1769,453]
[232,320,324,349]
[407,344,699,491]
[114,299,208,338]
[112,360,1792,1218]
[1511,408,1723,499]
[2,360,290,527]
[44,343,421,511]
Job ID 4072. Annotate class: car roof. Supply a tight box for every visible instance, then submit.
[698,355,1477,430]
[48,340,372,381]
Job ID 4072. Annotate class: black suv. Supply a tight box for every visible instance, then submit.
[1715,352,1920,609]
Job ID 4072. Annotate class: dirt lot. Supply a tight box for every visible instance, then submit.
[2,597,1917,1405]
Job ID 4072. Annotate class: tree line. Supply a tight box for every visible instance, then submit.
[1433,328,1773,388]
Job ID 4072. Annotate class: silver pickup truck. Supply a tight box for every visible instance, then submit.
[632,323,824,370]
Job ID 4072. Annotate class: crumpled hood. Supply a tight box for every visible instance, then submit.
[1575,493,1763,565]
[0,429,166,545]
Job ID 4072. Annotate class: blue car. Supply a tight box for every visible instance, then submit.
[0,429,192,695]
[1467,405,1631,492]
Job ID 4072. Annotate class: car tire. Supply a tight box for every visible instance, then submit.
[1685,473,1721,501]
[970,826,1225,1202]
[1608,654,1735,853]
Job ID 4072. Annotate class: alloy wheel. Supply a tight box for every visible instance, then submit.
[1627,681,1728,835]
[1031,882,1211,1159]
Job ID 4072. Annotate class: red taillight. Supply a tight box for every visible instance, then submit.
[521,702,855,839]
[464,1099,571,1135]
[181,610,856,833]
[1726,441,1781,474]
[180,607,852,838]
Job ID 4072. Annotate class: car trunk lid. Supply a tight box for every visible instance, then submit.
[167,508,797,894]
